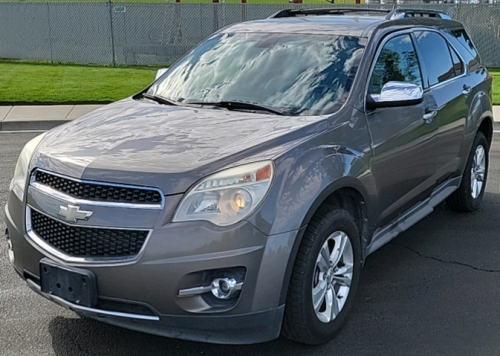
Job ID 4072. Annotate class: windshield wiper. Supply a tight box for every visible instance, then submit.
[143,93,180,106]
[185,100,286,116]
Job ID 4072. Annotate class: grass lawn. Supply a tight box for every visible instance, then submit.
[0,61,499,105]
[490,68,500,105]
[0,61,160,105]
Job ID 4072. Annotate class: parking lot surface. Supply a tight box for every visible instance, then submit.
[1,132,500,356]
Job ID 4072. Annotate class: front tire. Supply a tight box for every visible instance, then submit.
[446,131,489,212]
[282,207,361,345]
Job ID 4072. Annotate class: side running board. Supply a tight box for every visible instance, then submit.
[366,176,461,256]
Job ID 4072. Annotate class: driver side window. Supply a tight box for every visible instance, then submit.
[370,34,423,95]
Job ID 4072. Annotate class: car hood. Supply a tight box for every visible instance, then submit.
[31,99,325,194]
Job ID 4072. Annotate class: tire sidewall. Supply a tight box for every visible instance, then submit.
[302,210,362,341]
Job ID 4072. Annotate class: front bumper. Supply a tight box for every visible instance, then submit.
[4,189,298,344]
[25,278,284,344]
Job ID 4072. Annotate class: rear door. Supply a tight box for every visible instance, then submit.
[366,32,440,227]
[413,30,471,183]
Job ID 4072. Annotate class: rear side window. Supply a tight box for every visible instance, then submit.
[370,34,423,95]
[414,31,455,87]
[443,28,480,72]
[451,29,479,59]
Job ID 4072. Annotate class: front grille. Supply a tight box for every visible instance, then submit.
[34,170,162,205]
[31,210,149,258]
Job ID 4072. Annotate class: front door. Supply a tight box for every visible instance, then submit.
[366,33,440,227]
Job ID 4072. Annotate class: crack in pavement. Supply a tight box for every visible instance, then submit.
[390,242,500,273]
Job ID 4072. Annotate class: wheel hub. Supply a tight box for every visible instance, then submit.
[312,231,354,323]
[471,144,486,199]
[324,266,338,286]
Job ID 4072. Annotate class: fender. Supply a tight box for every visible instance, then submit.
[243,105,376,305]
[262,138,376,304]
[275,174,374,305]
[248,110,376,305]
[456,89,493,177]
[245,111,375,237]
[479,93,494,141]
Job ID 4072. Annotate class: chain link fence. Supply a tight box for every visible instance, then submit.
[1,3,499,67]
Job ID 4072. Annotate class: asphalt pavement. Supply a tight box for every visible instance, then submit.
[1,132,500,356]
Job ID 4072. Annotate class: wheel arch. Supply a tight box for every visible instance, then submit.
[477,115,493,148]
[278,178,371,305]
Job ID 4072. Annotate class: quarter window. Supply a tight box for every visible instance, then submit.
[451,29,479,59]
[370,34,423,95]
[449,45,464,76]
[414,31,455,86]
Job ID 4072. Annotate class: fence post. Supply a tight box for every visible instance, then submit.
[107,0,116,66]
[213,1,219,33]
[242,0,247,22]
[46,2,54,63]
[173,1,183,44]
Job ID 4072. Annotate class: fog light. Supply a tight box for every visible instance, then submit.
[211,278,240,299]
[177,269,245,299]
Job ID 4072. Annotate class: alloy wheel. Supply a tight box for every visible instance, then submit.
[312,231,354,323]
[471,144,486,199]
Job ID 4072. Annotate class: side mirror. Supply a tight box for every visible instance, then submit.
[367,81,423,109]
[155,68,169,80]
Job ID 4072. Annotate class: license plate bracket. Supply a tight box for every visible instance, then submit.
[40,258,97,308]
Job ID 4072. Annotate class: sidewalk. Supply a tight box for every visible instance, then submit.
[0,104,499,132]
[0,105,103,131]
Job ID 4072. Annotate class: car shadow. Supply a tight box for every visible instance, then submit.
[48,315,319,356]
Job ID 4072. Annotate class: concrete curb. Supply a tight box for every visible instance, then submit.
[494,106,500,131]
[0,105,103,132]
[0,120,72,132]
[0,104,499,132]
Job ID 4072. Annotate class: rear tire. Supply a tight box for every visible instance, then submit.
[446,131,489,212]
[281,207,361,345]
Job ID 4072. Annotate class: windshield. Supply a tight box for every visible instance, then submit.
[148,33,364,116]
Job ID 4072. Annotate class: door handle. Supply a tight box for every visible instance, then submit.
[462,85,472,96]
[423,109,437,123]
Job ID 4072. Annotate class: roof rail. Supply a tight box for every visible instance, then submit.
[386,9,452,20]
[268,8,391,19]
[268,7,452,21]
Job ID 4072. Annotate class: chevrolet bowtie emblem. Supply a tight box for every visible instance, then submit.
[58,204,93,222]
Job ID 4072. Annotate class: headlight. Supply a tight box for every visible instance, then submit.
[9,132,47,200]
[173,161,274,226]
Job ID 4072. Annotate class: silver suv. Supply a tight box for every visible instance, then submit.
[4,8,493,345]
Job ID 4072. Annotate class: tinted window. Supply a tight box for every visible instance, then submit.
[149,33,364,116]
[451,29,479,59]
[443,28,480,72]
[414,31,455,86]
[370,34,423,95]
[449,45,464,76]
